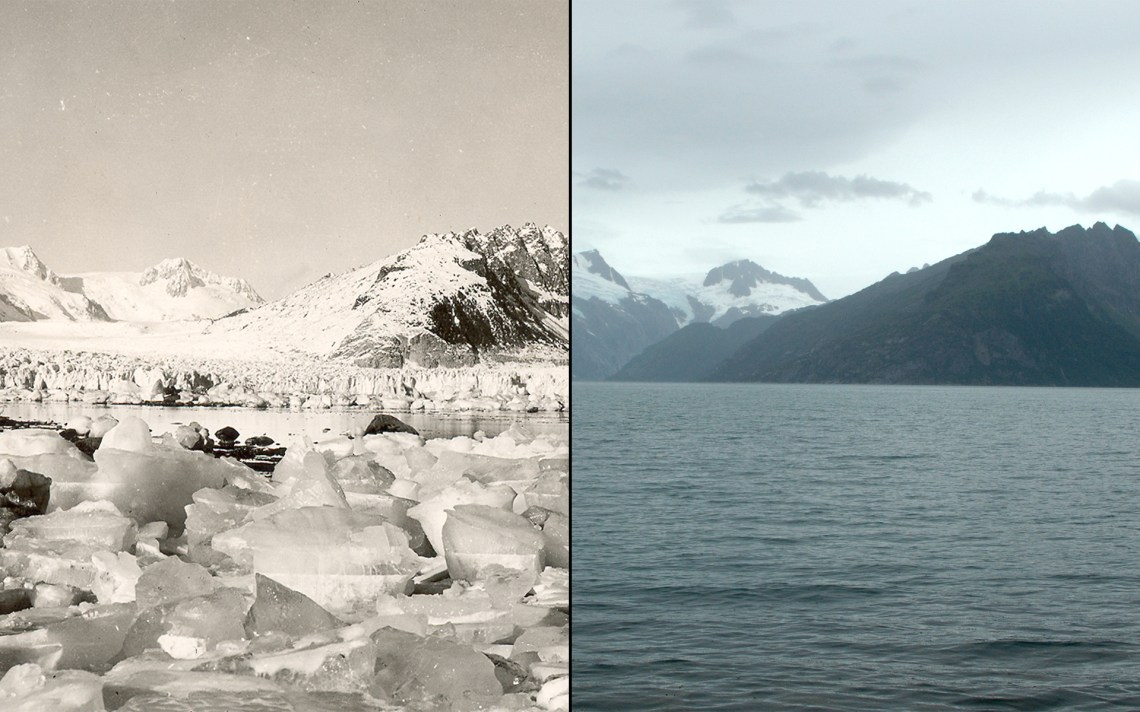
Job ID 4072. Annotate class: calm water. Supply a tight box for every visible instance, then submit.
[573,382,1140,710]
[1,401,568,442]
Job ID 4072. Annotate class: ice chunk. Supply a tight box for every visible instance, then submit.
[370,627,502,709]
[247,637,375,693]
[118,588,248,661]
[0,429,74,457]
[522,506,569,569]
[99,417,153,453]
[245,574,342,640]
[536,675,569,710]
[91,551,142,604]
[331,456,395,494]
[380,586,515,645]
[529,567,569,610]
[92,441,230,533]
[88,416,118,438]
[135,558,216,610]
[0,603,136,674]
[183,487,277,566]
[408,479,516,558]
[212,507,421,614]
[423,451,541,493]
[65,416,93,437]
[0,664,103,712]
[101,668,288,711]
[441,504,546,583]
[520,471,569,516]
[8,500,136,551]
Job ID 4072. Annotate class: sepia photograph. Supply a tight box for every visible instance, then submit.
[0,1,567,709]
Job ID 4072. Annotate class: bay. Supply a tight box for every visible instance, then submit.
[573,382,1140,710]
[2,401,568,442]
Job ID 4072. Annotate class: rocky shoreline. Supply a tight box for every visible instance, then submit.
[0,411,569,710]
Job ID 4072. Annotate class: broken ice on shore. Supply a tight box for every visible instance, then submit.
[0,413,569,711]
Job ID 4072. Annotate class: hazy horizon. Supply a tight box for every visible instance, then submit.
[0,0,568,300]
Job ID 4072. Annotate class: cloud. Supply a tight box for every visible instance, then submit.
[717,204,802,224]
[973,180,1140,216]
[745,171,932,208]
[578,167,632,191]
[674,0,736,29]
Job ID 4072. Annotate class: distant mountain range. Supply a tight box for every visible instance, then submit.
[0,246,262,322]
[713,222,1140,386]
[571,249,827,379]
[0,223,569,369]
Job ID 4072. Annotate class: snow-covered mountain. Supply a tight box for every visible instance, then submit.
[0,246,263,323]
[571,250,678,380]
[0,246,110,322]
[205,223,568,368]
[66,257,263,321]
[628,259,827,328]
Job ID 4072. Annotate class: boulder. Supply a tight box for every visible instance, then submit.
[363,415,419,437]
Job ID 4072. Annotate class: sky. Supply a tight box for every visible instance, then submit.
[572,0,1140,300]
[0,0,568,300]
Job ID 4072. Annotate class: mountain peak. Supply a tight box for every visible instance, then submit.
[139,257,263,302]
[572,250,631,290]
[702,259,828,302]
[0,245,59,285]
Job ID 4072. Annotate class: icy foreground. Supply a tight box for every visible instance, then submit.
[0,416,569,711]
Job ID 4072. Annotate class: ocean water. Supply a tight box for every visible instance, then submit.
[573,382,1140,710]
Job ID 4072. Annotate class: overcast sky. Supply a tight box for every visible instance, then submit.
[573,0,1140,300]
[0,0,567,299]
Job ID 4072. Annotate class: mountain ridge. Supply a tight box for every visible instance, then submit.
[712,222,1140,386]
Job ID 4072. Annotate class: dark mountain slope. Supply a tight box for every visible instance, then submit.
[712,223,1140,386]
[610,314,779,382]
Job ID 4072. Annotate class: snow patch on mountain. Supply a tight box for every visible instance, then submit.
[628,259,827,327]
[70,258,263,322]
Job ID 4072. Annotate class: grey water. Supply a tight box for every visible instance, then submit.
[573,382,1140,710]
[1,401,568,442]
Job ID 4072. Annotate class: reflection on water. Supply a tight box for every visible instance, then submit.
[1,401,567,442]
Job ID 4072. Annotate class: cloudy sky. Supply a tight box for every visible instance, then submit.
[573,0,1140,300]
[0,0,567,299]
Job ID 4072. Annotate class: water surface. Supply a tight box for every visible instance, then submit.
[2,401,567,442]
[573,382,1140,710]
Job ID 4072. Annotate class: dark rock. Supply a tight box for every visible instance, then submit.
[58,428,79,442]
[74,437,102,457]
[0,588,32,615]
[0,467,52,536]
[363,414,419,436]
[245,435,274,447]
[214,426,240,443]
[526,406,540,414]
[485,652,540,694]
